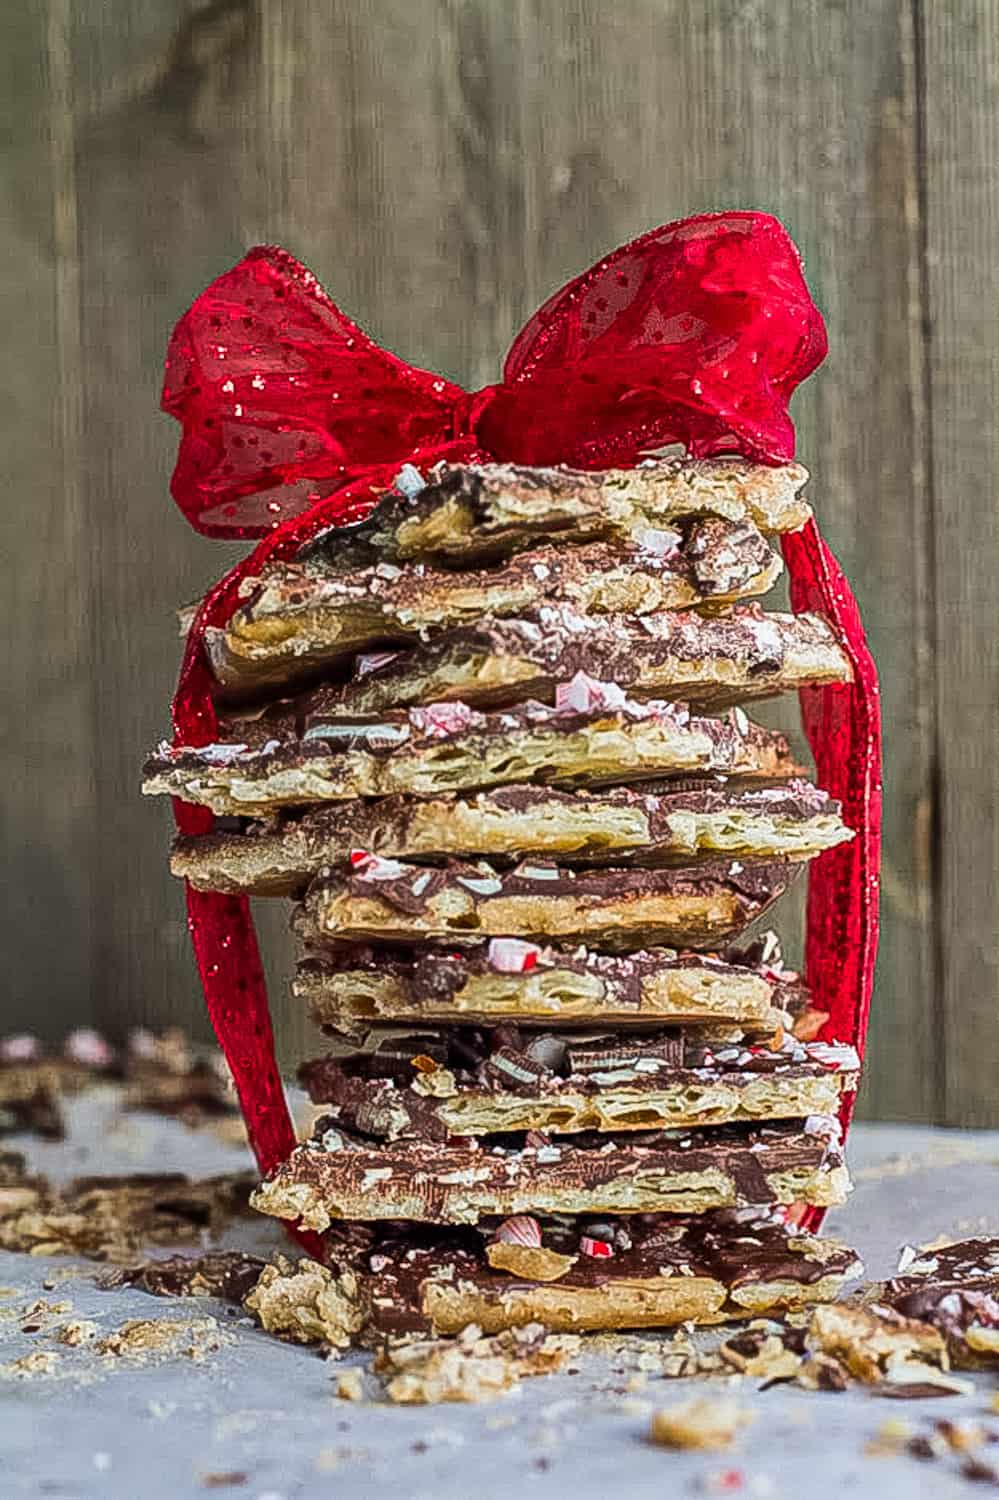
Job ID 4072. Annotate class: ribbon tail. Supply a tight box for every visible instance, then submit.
[185,882,324,1258]
[781,519,882,1233]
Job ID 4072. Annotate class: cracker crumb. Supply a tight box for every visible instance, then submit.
[376,1322,577,1405]
[1,1348,60,1378]
[865,1418,915,1454]
[649,1398,754,1451]
[244,1256,365,1350]
[335,1367,365,1402]
[56,1318,99,1346]
[97,1316,225,1360]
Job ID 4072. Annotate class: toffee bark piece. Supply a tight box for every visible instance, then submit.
[296,944,780,1032]
[321,1211,862,1336]
[331,605,852,717]
[208,521,783,696]
[307,459,812,569]
[125,1029,237,1123]
[99,1251,267,1304]
[880,1238,999,1367]
[171,779,850,897]
[298,1034,858,1140]
[0,1053,113,1140]
[0,1171,255,1260]
[250,1119,851,1228]
[297,856,798,953]
[143,698,800,819]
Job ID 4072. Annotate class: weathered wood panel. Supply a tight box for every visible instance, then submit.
[1,4,95,1033]
[5,0,995,1123]
[920,3,999,1125]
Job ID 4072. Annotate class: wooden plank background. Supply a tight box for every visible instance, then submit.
[2,0,996,1124]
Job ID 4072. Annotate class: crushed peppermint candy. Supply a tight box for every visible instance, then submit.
[409,701,481,739]
[514,863,561,881]
[492,1215,542,1247]
[731,705,750,736]
[806,1042,860,1071]
[0,1034,40,1062]
[896,1245,940,1276]
[393,462,426,499]
[803,1114,842,1144]
[457,875,503,896]
[64,1028,113,1068]
[128,1027,158,1060]
[356,650,400,676]
[487,938,541,974]
[350,853,407,882]
[555,671,628,715]
[634,525,683,557]
[580,1236,614,1259]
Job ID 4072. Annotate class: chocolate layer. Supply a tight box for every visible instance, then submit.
[329,604,851,717]
[170,779,849,896]
[250,1118,851,1227]
[144,699,800,818]
[297,1028,858,1141]
[299,459,811,570]
[210,520,782,697]
[318,1210,862,1335]
[298,855,799,952]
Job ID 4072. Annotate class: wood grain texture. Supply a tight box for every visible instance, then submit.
[1,4,95,1032]
[920,1,999,1125]
[6,0,994,1124]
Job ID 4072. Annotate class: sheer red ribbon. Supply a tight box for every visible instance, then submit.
[165,212,880,1240]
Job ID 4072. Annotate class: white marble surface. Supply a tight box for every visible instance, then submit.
[2,1092,998,1500]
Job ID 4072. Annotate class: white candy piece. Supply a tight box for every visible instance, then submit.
[487,938,542,974]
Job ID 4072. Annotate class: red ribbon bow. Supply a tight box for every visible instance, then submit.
[165,212,879,1241]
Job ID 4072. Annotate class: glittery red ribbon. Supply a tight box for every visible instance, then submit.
[165,212,880,1240]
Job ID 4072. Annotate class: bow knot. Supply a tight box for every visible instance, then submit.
[163,212,826,538]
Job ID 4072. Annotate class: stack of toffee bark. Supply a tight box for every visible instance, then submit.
[145,457,865,1337]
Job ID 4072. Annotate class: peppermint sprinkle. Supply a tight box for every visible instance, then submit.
[515,863,560,881]
[0,1034,39,1062]
[64,1028,113,1068]
[351,853,407,882]
[458,875,503,896]
[394,462,426,499]
[356,650,399,677]
[410,701,480,739]
[487,938,541,974]
[580,1236,614,1259]
[555,671,628,716]
[806,1042,860,1071]
[803,1114,842,1144]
